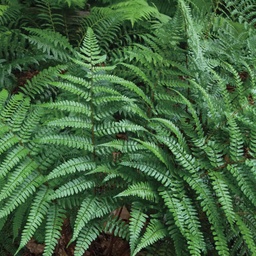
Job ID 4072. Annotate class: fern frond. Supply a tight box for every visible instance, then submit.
[57,0,86,8]
[119,101,149,120]
[104,214,129,240]
[203,140,224,168]
[184,175,230,256]
[70,196,99,244]
[98,139,143,154]
[95,120,146,137]
[39,100,91,115]
[0,92,24,121]
[0,171,44,219]
[121,160,172,187]
[222,62,244,103]
[46,116,91,130]
[94,96,134,109]
[0,1,21,26]
[160,184,206,256]
[47,157,96,180]
[7,98,30,133]
[0,4,9,19]
[94,74,152,107]
[122,44,167,67]
[133,219,167,256]
[60,74,91,88]
[116,182,158,202]
[36,145,64,172]
[150,118,189,152]
[49,81,90,100]
[0,132,19,154]
[172,89,205,138]
[134,139,169,167]
[166,217,187,256]
[143,241,176,256]
[249,128,256,158]
[227,118,244,161]
[111,0,160,27]
[15,186,50,254]
[222,0,256,26]
[227,164,256,206]
[34,0,65,31]
[80,7,123,50]
[79,27,105,66]
[25,27,75,61]
[22,65,67,98]
[43,205,65,256]
[129,203,148,254]
[12,200,30,240]
[0,89,8,110]
[74,222,100,256]
[50,177,96,199]
[0,159,37,202]
[235,214,256,255]
[36,134,93,151]
[209,172,235,224]
[120,63,154,91]
[156,136,200,175]
[178,0,207,71]
[189,79,217,120]
[19,108,44,142]
[0,145,30,178]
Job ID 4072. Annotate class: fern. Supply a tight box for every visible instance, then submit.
[50,177,96,199]
[133,218,167,256]
[15,186,50,254]
[0,159,37,201]
[43,205,65,256]
[116,182,158,202]
[24,27,76,61]
[104,214,129,240]
[160,184,206,256]
[47,156,96,179]
[0,145,29,177]
[74,222,101,256]
[129,203,148,254]
[209,171,235,224]
[37,134,93,151]
[0,1,256,255]
[183,174,230,256]
[12,200,31,241]
[21,65,67,98]
[70,196,99,243]
[110,0,162,27]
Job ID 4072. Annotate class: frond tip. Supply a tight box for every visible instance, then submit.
[116,182,158,202]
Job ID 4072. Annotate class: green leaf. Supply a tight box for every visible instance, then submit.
[43,205,65,256]
[16,186,50,254]
[133,219,167,256]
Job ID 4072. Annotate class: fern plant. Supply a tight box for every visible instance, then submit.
[0,0,256,255]
[95,0,256,255]
[0,26,151,255]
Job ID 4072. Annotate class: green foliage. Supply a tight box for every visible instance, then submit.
[0,0,256,255]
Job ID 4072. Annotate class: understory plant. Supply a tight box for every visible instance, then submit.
[0,0,256,255]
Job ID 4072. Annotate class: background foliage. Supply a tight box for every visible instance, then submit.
[0,0,256,255]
